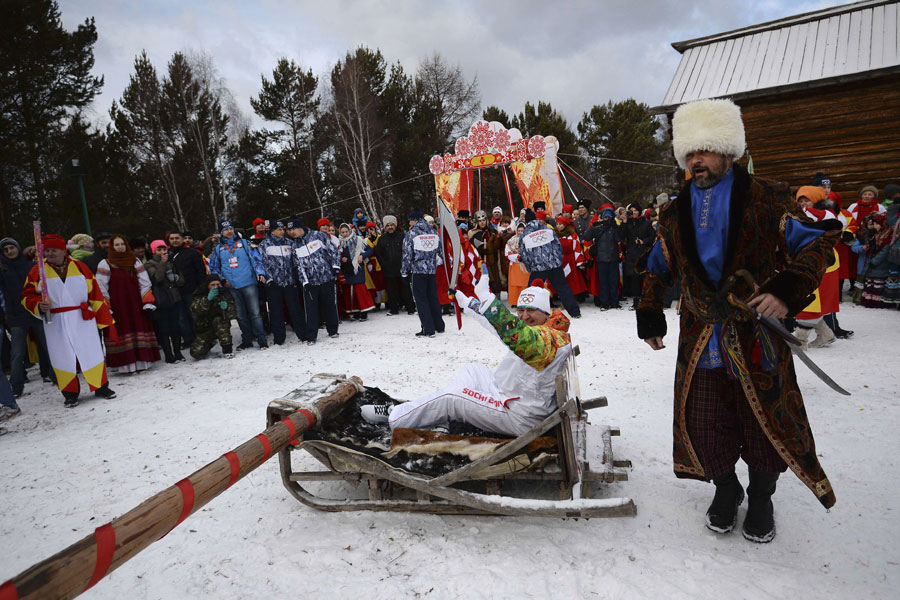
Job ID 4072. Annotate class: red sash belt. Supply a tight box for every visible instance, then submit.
[50,302,95,321]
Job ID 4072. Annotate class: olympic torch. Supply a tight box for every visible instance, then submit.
[32,221,52,324]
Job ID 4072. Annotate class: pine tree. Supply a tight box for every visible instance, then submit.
[0,0,102,235]
[577,99,674,206]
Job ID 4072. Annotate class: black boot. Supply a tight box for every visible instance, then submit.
[94,383,117,399]
[160,336,176,364]
[62,391,80,408]
[171,335,186,362]
[742,470,779,543]
[706,470,745,534]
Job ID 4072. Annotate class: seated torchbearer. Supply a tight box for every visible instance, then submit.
[361,275,572,436]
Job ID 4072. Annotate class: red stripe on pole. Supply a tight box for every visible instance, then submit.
[0,580,18,600]
[256,434,271,462]
[298,409,316,428]
[280,417,297,441]
[83,523,116,592]
[174,479,195,528]
[224,451,241,488]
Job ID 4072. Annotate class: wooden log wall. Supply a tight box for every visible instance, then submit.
[738,73,900,206]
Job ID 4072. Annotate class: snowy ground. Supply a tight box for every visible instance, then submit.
[2,301,898,599]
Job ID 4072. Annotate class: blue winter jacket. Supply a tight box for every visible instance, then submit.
[208,235,266,290]
[293,230,340,286]
[519,220,563,272]
[259,235,297,287]
[402,219,442,277]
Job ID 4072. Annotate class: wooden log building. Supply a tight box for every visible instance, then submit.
[653,0,900,204]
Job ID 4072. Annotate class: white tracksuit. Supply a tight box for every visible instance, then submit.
[389,302,572,436]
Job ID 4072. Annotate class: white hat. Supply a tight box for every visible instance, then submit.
[492,206,502,214]
[516,279,551,314]
[671,98,746,170]
[424,214,435,224]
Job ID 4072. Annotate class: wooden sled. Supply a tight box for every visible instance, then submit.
[267,350,636,518]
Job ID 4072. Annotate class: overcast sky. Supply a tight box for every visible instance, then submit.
[61,0,845,132]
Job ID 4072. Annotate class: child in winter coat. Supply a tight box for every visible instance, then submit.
[190,274,238,359]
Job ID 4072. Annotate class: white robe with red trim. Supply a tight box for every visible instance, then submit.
[21,259,114,392]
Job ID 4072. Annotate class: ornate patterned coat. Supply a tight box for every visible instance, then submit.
[636,164,840,509]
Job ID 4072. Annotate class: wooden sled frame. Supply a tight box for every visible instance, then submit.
[267,352,636,518]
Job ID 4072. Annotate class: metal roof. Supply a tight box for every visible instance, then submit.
[657,0,900,111]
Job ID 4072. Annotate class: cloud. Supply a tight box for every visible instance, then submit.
[60,0,846,132]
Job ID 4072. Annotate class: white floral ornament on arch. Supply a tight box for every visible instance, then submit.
[428,120,549,174]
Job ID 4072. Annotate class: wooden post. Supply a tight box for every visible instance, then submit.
[0,378,361,600]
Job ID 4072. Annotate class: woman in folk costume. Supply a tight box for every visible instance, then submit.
[455,223,482,298]
[21,234,117,407]
[337,223,375,320]
[553,216,588,297]
[363,222,386,306]
[435,232,455,315]
[847,185,886,285]
[860,213,897,308]
[505,221,530,306]
[827,191,859,299]
[793,186,841,348]
[95,234,161,373]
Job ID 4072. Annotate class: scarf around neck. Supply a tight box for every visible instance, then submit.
[106,235,137,271]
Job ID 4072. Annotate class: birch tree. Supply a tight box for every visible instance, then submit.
[326,47,390,224]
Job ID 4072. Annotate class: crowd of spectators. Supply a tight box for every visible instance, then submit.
[1,175,898,420]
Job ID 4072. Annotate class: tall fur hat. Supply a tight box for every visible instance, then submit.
[671,98,746,170]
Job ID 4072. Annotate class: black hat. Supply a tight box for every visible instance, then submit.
[523,209,537,223]
[532,201,546,211]
[408,208,424,221]
[285,215,304,230]
[95,231,112,242]
[812,172,828,187]
[457,209,471,220]
[576,198,592,209]
[272,219,286,229]
[130,236,147,249]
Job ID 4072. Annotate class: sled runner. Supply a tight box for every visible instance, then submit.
[266,352,636,518]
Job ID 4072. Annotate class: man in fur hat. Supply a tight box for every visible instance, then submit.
[360,276,572,436]
[637,98,840,543]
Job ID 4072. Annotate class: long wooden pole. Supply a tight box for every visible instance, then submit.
[0,378,362,600]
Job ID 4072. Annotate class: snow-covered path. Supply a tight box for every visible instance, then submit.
[2,302,897,599]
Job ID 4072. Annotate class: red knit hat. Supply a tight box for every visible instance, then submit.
[317,218,331,228]
[556,216,573,227]
[562,204,574,213]
[366,221,377,230]
[42,234,67,251]
[252,217,265,228]
[536,210,547,221]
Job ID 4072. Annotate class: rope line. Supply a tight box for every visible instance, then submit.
[292,172,432,218]
[557,158,614,203]
[557,152,678,169]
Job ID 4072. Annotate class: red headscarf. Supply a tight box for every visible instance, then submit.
[867,213,893,256]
